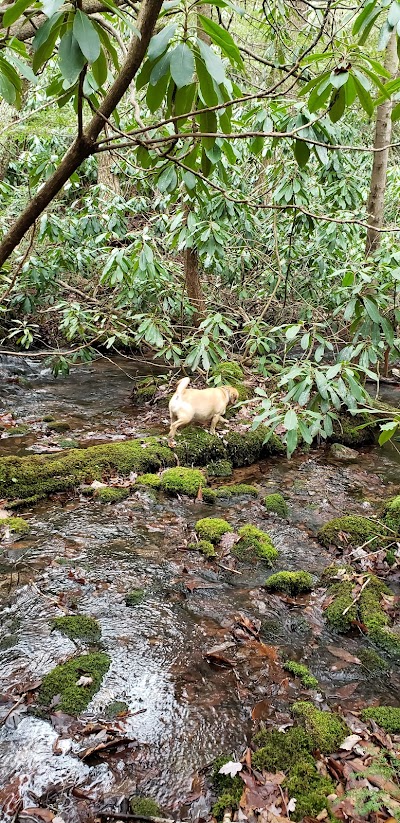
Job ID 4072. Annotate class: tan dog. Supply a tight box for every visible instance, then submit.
[168,377,239,445]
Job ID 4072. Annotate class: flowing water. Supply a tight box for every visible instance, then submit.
[0,355,400,822]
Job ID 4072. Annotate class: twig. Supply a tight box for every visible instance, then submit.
[0,692,26,727]
[98,814,177,822]
[342,575,371,616]
[218,563,242,575]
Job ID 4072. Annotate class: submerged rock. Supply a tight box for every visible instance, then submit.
[329,442,359,461]
[38,652,111,715]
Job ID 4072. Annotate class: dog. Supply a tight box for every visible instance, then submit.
[168,377,239,446]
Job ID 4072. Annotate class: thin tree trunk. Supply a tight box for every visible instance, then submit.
[97,128,120,197]
[0,0,162,269]
[365,31,398,257]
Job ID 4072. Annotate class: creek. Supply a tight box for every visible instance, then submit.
[0,354,399,822]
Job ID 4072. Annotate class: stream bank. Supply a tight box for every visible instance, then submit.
[0,355,399,823]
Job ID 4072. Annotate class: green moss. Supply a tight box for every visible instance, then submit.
[383,495,400,534]
[202,488,217,503]
[332,413,375,447]
[174,427,227,466]
[43,414,55,422]
[325,580,357,632]
[358,648,389,673]
[105,700,129,718]
[292,701,348,753]
[206,460,233,478]
[0,516,29,534]
[7,424,30,435]
[38,652,110,715]
[195,517,231,544]
[130,796,161,816]
[47,420,71,433]
[136,473,162,489]
[286,760,334,822]
[56,438,79,449]
[283,660,318,689]
[224,426,285,467]
[264,493,288,517]
[0,438,175,500]
[215,484,258,498]
[361,706,400,733]
[161,467,205,496]
[212,361,244,383]
[94,487,130,503]
[252,727,313,772]
[52,615,101,643]
[233,524,278,564]
[188,539,217,558]
[125,588,145,606]
[359,577,400,658]
[265,570,313,595]
[211,755,243,821]
[317,516,382,549]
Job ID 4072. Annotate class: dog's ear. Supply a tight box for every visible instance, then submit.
[228,386,239,404]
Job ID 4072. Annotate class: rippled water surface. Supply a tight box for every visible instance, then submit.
[1,355,400,821]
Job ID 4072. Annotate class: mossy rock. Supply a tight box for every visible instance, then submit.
[51,615,101,643]
[264,493,288,517]
[224,426,285,467]
[252,726,314,772]
[43,414,56,423]
[188,539,217,558]
[202,488,217,503]
[56,438,80,449]
[211,361,249,402]
[0,516,29,535]
[283,660,318,689]
[125,588,145,606]
[7,424,30,436]
[195,517,231,544]
[232,524,278,564]
[135,473,162,489]
[292,701,347,753]
[105,700,129,718]
[215,484,258,498]
[286,759,334,822]
[383,495,400,534]
[325,580,357,632]
[265,570,313,595]
[0,437,175,501]
[207,460,233,478]
[358,576,400,658]
[161,467,205,497]
[38,652,110,715]
[47,420,71,433]
[332,413,375,447]
[361,706,400,733]
[94,487,130,503]
[130,796,162,816]
[211,755,244,821]
[317,515,382,549]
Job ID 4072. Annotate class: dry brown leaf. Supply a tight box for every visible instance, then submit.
[327,646,361,665]
[75,676,93,687]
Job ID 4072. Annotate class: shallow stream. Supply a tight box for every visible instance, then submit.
[1,355,400,822]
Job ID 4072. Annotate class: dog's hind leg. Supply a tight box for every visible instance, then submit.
[168,418,188,447]
[210,414,222,435]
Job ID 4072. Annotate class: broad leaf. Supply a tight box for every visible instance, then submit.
[169,43,195,88]
[329,85,346,122]
[293,139,310,167]
[148,23,177,61]
[58,30,86,84]
[32,11,64,52]
[92,47,108,87]
[3,0,32,28]
[197,38,226,85]
[73,10,101,63]
[198,14,244,69]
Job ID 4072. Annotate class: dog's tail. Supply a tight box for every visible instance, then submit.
[175,377,190,396]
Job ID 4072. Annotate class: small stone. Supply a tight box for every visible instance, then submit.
[330,443,359,461]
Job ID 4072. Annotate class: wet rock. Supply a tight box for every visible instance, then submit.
[329,443,359,461]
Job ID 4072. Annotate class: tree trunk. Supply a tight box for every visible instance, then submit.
[0,0,163,269]
[365,31,398,257]
[184,240,205,327]
[97,135,120,198]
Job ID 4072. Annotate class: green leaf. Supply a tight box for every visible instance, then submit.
[169,43,195,89]
[362,55,392,77]
[353,74,373,116]
[388,1,400,27]
[183,170,197,189]
[293,139,310,167]
[150,51,171,85]
[198,14,244,69]
[148,23,177,61]
[363,295,381,324]
[195,56,218,106]
[146,70,169,112]
[378,421,398,444]
[392,101,400,120]
[42,0,64,17]
[3,0,32,28]
[95,22,119,70]
[0,68,16,104]
[378,20,394,51]
[198,108,217,150]
[32,11,64,52]
[286,324,301,341]
[353,1,378,35]
[314,369,329,399]
[7,52,37,83]
[330,70,349,89]
[197,38,226,85]
[91,46,108,87]
[284,408,298,430]
[341,271,354,287]
[73,10,100,63]
[58,30,86,84]
[286,427,298,458]
[174,82,196,122]
[329,85,346,122]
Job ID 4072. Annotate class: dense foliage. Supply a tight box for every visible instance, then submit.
[1,0,400,453]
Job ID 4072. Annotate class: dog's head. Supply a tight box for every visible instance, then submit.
[226,385,239,405]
